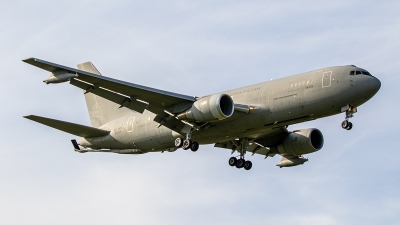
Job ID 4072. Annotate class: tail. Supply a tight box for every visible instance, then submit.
[77,62,132,128]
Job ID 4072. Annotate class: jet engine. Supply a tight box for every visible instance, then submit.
[177,94,234,122]
[273,128,324,156]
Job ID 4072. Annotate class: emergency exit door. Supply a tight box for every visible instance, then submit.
[322,71,332,88]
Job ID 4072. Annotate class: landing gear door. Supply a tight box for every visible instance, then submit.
[322,71,332,88]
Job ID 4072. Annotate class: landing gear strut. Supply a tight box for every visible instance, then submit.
[341,105,357,130]
[228,138,252,170]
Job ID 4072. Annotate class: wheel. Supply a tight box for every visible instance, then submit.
[228,157,237,166]
[190,142,199,152]
[244,160,252,170]
[346,122,353,130]
[174,138,183,148]
[341,120,349,129]
[236,158,245,168]
[182,139,192,150]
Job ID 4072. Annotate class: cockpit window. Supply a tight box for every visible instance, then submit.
[349,70,372,76]
[362,71,371,75]
[350,70,372,76]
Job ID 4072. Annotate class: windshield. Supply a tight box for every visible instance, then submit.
[349,70,372,76]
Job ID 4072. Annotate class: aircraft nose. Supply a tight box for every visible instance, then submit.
[369,76,381,95]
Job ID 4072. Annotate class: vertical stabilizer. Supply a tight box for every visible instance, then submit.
[78,62,132,128]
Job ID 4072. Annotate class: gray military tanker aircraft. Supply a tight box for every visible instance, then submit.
[23,58,381,169]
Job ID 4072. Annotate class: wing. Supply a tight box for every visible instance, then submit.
[214,126,289,158]
[23,58,196,133]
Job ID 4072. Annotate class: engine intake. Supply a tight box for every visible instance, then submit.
[177,94,234,122]
[274,128,324,156]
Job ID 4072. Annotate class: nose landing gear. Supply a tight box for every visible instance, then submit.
[341,120,353,130]
[341,105,357,130]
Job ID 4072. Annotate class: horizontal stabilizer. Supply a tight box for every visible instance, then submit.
[24,115,110,138]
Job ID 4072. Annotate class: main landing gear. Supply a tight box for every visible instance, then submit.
[229,157,252,170]
[174,135,199,152]
[174,126,200,151]
[228,138,253,170]
[341,105,357,130]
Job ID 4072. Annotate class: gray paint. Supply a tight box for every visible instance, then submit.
[23,59,381,160]
[78,61,133,128]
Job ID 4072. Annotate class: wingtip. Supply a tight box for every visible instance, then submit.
[22,57,36,63]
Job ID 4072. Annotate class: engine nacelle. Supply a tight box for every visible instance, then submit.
[275,128,324,155]
[177,94,234,122]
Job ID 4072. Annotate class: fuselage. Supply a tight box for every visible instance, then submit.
[79,65,381,152]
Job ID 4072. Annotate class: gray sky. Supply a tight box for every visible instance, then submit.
[1,1,399,224]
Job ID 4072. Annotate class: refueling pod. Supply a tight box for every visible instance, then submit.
[43,70,77,84]
[276,155,308,168]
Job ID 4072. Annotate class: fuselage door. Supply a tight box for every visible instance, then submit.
[322,71,332,88]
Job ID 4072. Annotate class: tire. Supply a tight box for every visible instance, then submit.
[228,157,237,166]
[174,138,184,148]
[236,158,245,168]
[341,120,349,129]
[190,142,199,152]
[244,161,252,170]
[182,139,192,150]
[346,122,353,130]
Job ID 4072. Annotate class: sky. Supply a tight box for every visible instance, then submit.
[1,0,399,224]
